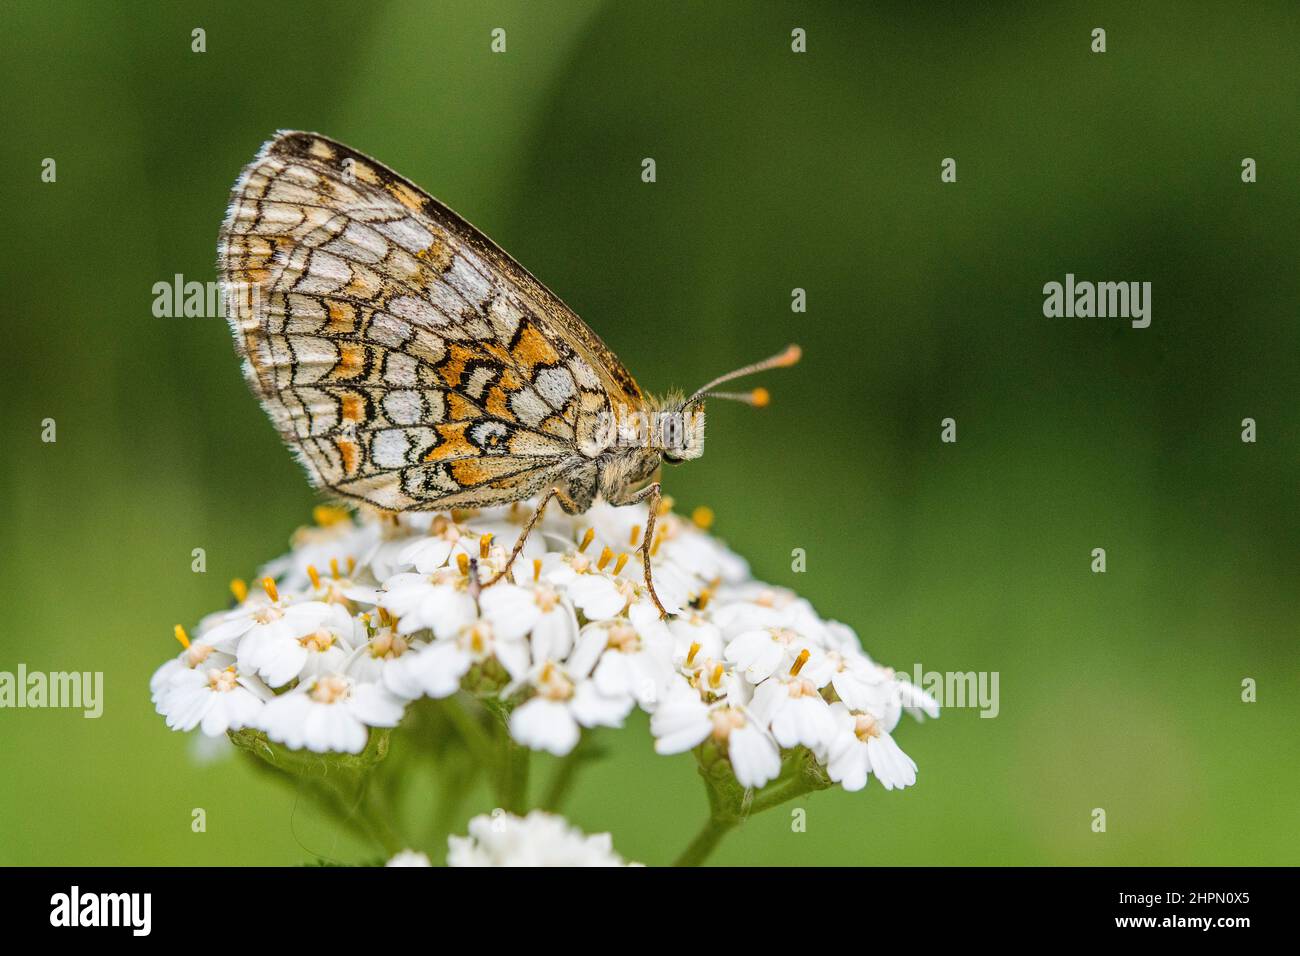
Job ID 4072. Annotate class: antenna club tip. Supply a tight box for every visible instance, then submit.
[750,387,771,408]
[779,344,802,366]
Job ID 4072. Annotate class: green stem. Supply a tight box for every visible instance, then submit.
[442,695,497,768]
[448,694,530,814]
[496,736,531,813]
[749,774,818,815]
[540,737,595,812]
[674,747,831,866]
[358,779,405,856]
[288,772,402,857]
[673,815,737,867]
[426,757,478,857]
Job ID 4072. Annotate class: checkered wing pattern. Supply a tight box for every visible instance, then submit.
[218,131,645,511]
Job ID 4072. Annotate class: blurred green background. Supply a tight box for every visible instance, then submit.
[1,0,1296,866]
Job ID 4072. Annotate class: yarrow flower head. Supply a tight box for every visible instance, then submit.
[153,498,938,863]
[445,811,636,867]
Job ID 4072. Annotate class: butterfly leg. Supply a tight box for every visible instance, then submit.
[482,488,563,587]
[623,481,670,619]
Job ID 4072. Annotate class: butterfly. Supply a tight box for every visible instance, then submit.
[217,131,799,615]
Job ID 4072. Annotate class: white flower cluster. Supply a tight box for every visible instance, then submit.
[152,499,936,794]
[444,810,634,867]
[382,811,632,867]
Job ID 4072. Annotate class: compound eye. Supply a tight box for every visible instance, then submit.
[661,414,686,453]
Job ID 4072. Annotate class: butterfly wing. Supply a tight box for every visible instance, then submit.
[218,131,643,511]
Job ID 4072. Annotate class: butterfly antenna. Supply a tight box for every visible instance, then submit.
[702,388,770,407]
[685,344,801,407]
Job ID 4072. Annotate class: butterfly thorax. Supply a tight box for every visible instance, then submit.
[596,448,664,506]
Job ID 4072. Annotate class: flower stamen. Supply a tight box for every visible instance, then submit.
[310,675,349,704]
[208,666,239,693]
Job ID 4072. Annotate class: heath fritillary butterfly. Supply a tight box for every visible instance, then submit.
[218,131,799,614]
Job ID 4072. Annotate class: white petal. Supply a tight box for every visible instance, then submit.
[493,638,531,683]
[530,604,578,662]
[568,576,627,620]
[509,698,580,755]
[424,590,478,641]
[650,692,711,754]
[728,723,781,788]
[399,537,454,574]
[568,625,609,678]
[569,681,633,729]
[724,630,783,683]
[867,733,917,790]
[403,641,472,698]
[348,682,406,727]
[479,584,542,642]
[827,733,870,791]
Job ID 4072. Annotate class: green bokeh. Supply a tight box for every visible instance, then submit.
[1,0,1295,866]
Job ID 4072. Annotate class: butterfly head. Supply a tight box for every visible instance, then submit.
[656,395,706,464]
[660,343,802,465]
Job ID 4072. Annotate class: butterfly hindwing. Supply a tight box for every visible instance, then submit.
[218,131,643,511]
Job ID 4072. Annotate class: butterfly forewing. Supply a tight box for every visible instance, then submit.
[218,131,644,511]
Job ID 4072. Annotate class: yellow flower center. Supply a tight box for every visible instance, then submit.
[606,622,639,653]
[534,586,559,613]
[466,622,493,655]
[785,677,818,699]
[252,606,284,625]
[854,713,881,742]
[369,629,409,659]
[185,644,215,668]
[299,630,335,653]
[537,662,574,701]
[310,675,350,704]
[709,708,745,741]
[207,667,239,693]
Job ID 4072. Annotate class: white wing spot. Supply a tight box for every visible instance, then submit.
[390,295,447,328]
[382,390,423,426]
[372,429,412,468]
[534,366,576,407]
[375,218,435,254]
